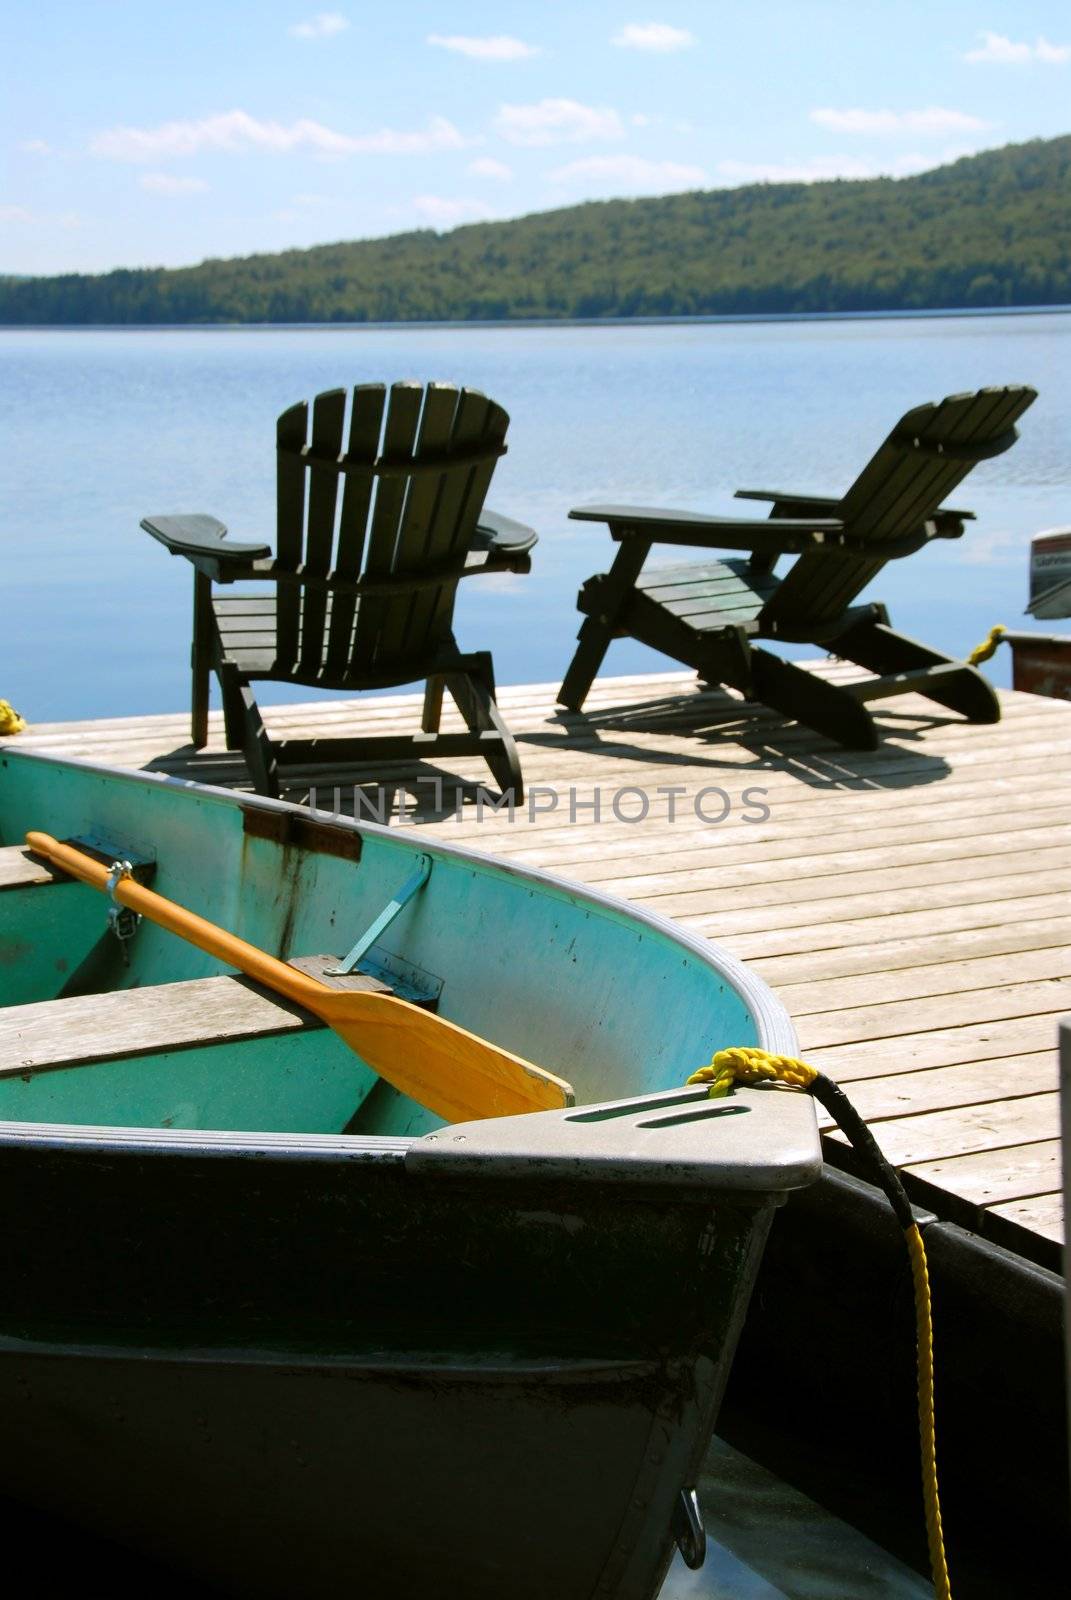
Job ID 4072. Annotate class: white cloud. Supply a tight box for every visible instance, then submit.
[412,195,494,227]
[0,205,80,228]
[717,153,939,184]
[19,139,52,155]
[496,99,624,147]
[427,34,540,60]
[468,157,513,180]
[958,524,1030,565]
[613,22,695,52]
[90,110,465,162]
[139,172,209,195]
[811,106,988,136]
[965,31,1069,64]
[289,12,349,40]
[548,154,706,191]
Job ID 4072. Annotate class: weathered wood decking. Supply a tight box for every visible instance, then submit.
[7,665,1069,1267]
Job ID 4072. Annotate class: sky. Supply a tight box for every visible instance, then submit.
[3,2,1070,276]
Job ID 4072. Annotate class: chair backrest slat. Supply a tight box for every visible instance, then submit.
[323,384,387,676]
[759,386,1036,629]
[347,381,425,675]
[370,383,464,671]
[274,400,309,671]
[298,389,347,675]
[417,389,510,650]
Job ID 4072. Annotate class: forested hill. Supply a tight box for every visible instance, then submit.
[3,135,1069,325]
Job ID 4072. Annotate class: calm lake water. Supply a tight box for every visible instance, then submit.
[2,312,1068,724]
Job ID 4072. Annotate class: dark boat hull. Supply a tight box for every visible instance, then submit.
[0,1131,778,1599]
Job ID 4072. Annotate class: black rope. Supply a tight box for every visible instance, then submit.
[809,1071,915,1232]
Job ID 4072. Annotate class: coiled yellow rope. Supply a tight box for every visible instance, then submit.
[0,700,26,735]
[688,1044,817,1096]
[688,1046,952,1600]
[966,624,1006,666]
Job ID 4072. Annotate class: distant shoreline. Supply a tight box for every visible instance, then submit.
[3,303,1070,334]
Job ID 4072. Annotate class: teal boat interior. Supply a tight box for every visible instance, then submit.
[0,748,795,1140]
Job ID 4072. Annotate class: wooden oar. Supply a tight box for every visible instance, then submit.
[26,832,573,1124]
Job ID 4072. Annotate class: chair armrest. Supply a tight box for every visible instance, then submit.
[569,503,844,556]
[735,488,842,513]
[141,513,272,573]
[735,489,975,527]
[469,508,537,573]
[472,508,539,556]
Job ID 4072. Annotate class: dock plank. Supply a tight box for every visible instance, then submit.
[824,1091,1061,1166]
[903,1140,1062,1207]
[812,1052,1056,1122]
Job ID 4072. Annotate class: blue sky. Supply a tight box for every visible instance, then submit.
[4,2,1069,275]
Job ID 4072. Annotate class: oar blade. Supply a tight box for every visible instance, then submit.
[323,992,574,1124]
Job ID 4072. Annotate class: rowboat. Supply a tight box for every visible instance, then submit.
[0,747,818,1600]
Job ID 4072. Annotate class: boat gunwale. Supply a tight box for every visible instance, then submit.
[0,747,797,1160]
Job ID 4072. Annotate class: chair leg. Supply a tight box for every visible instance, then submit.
[217,659,246,752]
[422,675,445,734]
[559,617,616,712]
[446,660,524,802]
[190,573,212,749]
[834,619,1001,725]
[558,539,652,711]
[749,648,879,750]
[217,659,279,796]
[236,681,280,798]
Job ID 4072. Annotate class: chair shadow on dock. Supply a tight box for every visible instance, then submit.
[538,685,956,793]
[139,748,527,824]
[140,677,960,811]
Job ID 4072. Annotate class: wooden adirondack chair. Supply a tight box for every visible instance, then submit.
[143,382,536,799]
[559,386,1037,749]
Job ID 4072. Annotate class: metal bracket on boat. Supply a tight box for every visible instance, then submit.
[672,1488,706,1570]
[324,854,432,976]
[105,858,141,959]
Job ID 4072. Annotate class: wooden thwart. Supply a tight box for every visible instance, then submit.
[0,845,65,891]
[0,974,318,1076]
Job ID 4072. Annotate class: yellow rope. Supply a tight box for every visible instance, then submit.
[688,1046,952,1600]
[966,623,1006,666]
[0,700,26,735]
[906,1222,951,1600]
[687,1044,817,1096]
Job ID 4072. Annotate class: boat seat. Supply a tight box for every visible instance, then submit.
[0,843,71,891]
[0,957,442,1136]
[0,959,427,1081]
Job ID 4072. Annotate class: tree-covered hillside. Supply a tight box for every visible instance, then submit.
[2,135,1068,325]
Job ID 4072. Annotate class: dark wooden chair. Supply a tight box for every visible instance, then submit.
[560,386,1037,748]
[143,382,536,798]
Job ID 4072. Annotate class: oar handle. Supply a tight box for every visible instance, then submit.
[25,831,325,1013]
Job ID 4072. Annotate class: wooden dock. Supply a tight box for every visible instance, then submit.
[8,664,1069,1268]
